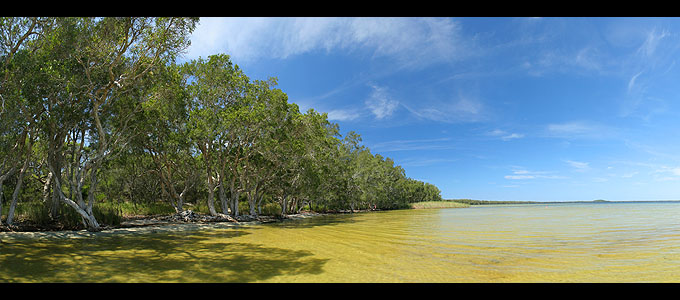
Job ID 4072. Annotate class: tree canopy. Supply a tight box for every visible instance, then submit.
[0,17,443,231]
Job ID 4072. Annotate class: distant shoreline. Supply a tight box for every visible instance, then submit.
[445,199,680,205]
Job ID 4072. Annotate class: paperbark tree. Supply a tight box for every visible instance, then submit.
[36,17,197,231]
[185,54,249,217]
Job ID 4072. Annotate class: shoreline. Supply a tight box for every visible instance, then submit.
[0,204,469,239]
[0,211,327,240]
[0,210,394,241]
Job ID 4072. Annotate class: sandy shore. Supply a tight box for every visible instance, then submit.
[0,211,325,242]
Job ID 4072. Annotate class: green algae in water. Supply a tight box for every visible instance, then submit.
[2,202,680,282]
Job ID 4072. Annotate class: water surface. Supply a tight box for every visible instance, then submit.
[2,202,679,282]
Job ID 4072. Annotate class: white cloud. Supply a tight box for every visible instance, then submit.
[621,171,638,178]
[547,121,591,134]
[326,109,360,121]
[627,71,643,93]
[501,133,525,141]
[399,158,459,167]
[505,175,535,180]
[648,165,680,182]
[660,167,680,177]
[520,46,606,77]
[488,129,505,136]
[370,137,454,152]
[185,17,466,68]
[365,84,399,119]
[545,121,613,139]
[504,168,567,180]
[566,160,590,171]
[637,28,670,58]
[487,129,524,141]
[403,94,486,124]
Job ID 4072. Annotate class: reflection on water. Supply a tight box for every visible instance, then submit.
[2,202,680,282]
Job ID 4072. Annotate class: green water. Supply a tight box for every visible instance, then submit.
[2,202,680,282]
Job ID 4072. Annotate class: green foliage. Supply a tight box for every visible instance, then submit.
[1,17,449,228]
[9,200,122,229]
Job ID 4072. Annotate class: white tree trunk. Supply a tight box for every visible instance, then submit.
[218,172,228,215]
[48,163,101,231]
[6,157,29,225]
[0,167,16,225]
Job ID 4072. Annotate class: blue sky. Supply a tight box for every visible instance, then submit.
[181,17,680,201]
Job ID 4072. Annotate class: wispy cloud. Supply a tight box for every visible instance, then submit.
[365,83,399,120]
[544,121,614,140]
[627,71,643,93]
[185,17,468,69]
[637,28,670,58]
[399,157,459,167]
[547,121,593,135]
[522,46,606,77]
[565,160,591,172]
[621,171,638,178]
[487,129,525,141]
[326,109,361,121]
[619,26,678,119]
[504,168,567,180]
[402,93,486,124]
[370,137,455,152]
[505,175,535,180]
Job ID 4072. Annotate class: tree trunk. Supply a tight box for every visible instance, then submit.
[0,178,3,225]
[42,171,52,204]
[256,194,263,216]
[0,167,16,225]
[280,194,288,217]
[229,177,239,217]
[206,178,217,216]
[177,183,190,213]
[6,156,30,225]
[248,192,256,216]
[47,131,65,220]
[231,189,240,217]
[218,172,228,215]
[47,162,100,232]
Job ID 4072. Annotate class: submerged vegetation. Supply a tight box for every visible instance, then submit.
[0,17,442,232]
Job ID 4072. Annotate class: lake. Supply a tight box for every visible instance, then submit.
[1,201,680,282]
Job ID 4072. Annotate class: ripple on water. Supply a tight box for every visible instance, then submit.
[2,202,680,282]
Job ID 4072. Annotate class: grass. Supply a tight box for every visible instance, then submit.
[107,201,176,217]
[4,200,124,228]
[410,200,470,209]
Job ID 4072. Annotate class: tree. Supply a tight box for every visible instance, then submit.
[185,53,249,216]
[36,17,197,231]
[0,17,49,225]
[127,62,197,212]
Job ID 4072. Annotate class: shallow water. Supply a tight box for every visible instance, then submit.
[2,202,680,282]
